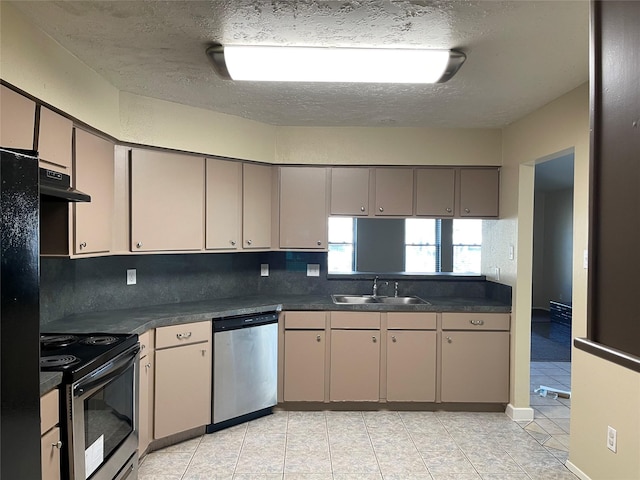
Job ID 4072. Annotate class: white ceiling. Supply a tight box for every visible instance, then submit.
[11,0,589,128]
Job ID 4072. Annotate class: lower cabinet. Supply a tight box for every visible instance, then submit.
[41,389,61,480]
[441,313,510,403]
[154,322,211,439]
[138,330,155,456]
[330,312,381,402]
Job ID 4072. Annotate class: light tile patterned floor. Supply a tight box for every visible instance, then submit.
[140,362,575,480]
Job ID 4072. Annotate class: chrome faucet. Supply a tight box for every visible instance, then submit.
[372,276,379,297]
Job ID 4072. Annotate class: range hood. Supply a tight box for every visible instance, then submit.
[39,168,91,203]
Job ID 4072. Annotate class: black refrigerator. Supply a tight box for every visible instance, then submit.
[0,148,41,479]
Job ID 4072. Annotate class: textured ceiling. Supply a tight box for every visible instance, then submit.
[11,0,589,128]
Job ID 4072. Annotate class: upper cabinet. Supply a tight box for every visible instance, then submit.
[415,168,456,217]
[74,129,114,255]
[38,107,72,174]
[374,168,414,216]
[0,85,36,149]
[242,163,272,250]
[130,149,204,252]
[279,166,328,249]
[206,158,242,250]
[330,167,370,216]
[458,168,500,217]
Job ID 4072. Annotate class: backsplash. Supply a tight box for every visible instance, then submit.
[40,251,511,324]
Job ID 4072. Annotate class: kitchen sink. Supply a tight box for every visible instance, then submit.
[331,294,430,305]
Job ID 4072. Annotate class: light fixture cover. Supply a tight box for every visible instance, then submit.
[206,45,465,83]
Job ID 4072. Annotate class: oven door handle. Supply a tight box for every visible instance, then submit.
[73,345,140,398]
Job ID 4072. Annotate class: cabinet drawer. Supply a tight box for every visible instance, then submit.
[331,311,380,329]
[284,311,326,329]
[387,312,437,330]
[139,330,155,358]
[442,313,510,331]
[40,389,59,435]
[155,321,211,349]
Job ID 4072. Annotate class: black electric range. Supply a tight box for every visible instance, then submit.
[40,333,139,382]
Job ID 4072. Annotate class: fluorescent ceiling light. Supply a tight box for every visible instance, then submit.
[206,45,466,83]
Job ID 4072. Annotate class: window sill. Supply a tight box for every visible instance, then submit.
[327,272,486,281]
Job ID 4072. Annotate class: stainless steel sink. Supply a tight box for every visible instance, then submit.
[331,294,430,305]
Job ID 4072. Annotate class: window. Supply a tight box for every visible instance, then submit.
[328,218,482,274]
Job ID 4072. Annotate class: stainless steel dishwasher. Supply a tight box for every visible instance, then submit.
[206,311,279,432]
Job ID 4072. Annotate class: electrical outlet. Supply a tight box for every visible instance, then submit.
[509,244,515,260]
[126,269,136,285]
[583,249,589,269]
[307,264,320,277]
[494,266,501,281]
[607,425,617,453]
[260,264,269,277]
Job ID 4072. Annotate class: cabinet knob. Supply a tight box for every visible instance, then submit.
[230,240,236,246]
[176,332,192,340]
[316,335,321,342]
[247,239,253,246]
[392,336,397,343]
[470,319,485,326]
[317,240,322,246]
[136,241,143,249]
[52,441,63,449]
[360,206,366,212]
[201,349,207,356]
[464,208,471,214]
[79,242,87,249]
[446,336,453,344]
[446,207,452,213]
[378,207,384,212]
[140,344,145,351]
[145,363,151,371]
[372,336,377,343]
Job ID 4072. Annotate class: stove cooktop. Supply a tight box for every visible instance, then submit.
[40,332,138,381]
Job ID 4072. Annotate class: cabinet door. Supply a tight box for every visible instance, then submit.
[38,107,72,173]
[374,168,414,216]
[138,352,154,456]
[280,167,327,249]
[131,149,204,251]
[0,85,35,149]
[415,168,455,217]
[330,167,369,215]
[284,330,325,401]
[330,329,380,401]
[154,342,211,438]
[74,129,114,255]
[459,168,499,217]
[41,427,61,480]
[387,330,436,402]
[206,158,241,250]
[441,331,510,402]
[242,163,272,249]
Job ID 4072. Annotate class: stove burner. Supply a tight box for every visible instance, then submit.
[41,334,78,348]
[81,336,118,346]
[41,355,79,368]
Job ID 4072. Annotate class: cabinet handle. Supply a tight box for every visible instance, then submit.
[247,239,252,246]
[140,344,146,351]
[470,319,485,326]
[201,349,207,356]
[52,441,63,449]
[316,335,321,342]
[392,336,397,343]
[446,336,453,343]
[446,207,452,213]
[136,241,143,249]
[230,240,236,246]
[372,336,377,343]
[145,363,151,371]
[360,206,366,212]
[79,242,87,249]
[378,207,384,212]
[176,332,192,340]
[464,208,471,214]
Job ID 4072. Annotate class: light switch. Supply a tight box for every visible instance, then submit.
[126,269,136,285]
[261,264,269,277]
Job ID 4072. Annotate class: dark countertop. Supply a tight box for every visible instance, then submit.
[40,293,510,393]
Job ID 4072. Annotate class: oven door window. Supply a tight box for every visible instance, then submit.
[84,363,134,478]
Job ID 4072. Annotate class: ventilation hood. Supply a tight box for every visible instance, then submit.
[39,168,91,203]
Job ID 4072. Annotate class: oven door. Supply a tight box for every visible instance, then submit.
[69,344,139,480]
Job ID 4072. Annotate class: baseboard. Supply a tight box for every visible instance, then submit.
[505,403,534,421]
[565,460,592,480]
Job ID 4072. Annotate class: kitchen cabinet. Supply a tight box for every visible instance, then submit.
[374,168,414,216]
[138,330,154,457]
[206,158,242,250]
[130,149,204,252]
[38,107,73,174]
[330,312,381,401]
[74,128,114,255]
[154,321,211,439]
[242,162,272,249]
[279,166,328,249]
[415,168,456,217]
[41,389,61,480]
[386,312,437,402]
[441,312,510,402]
[283,312,327,402]
[330,167,370,216]
[459,167,500,217]
[0,85,36,149]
